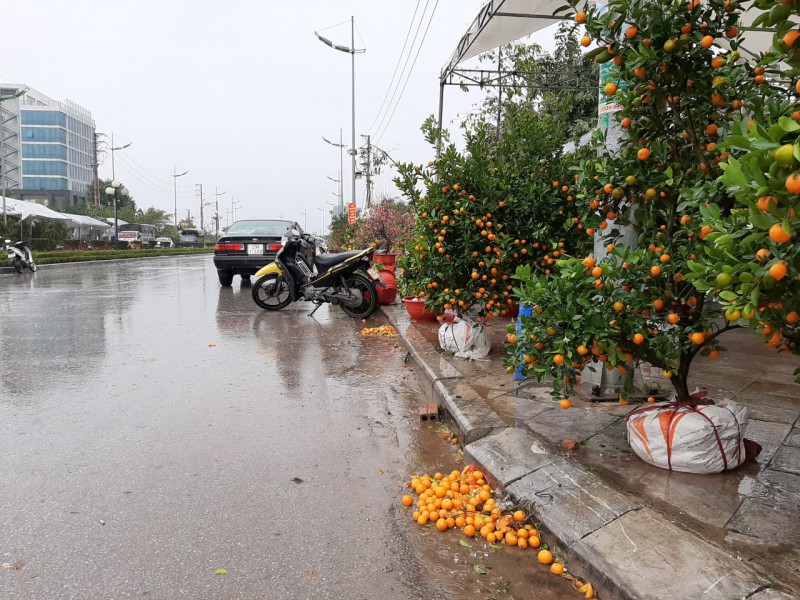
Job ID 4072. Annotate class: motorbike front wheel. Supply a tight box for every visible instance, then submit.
[252,274,292,310]
[29,258,36,272]
[11,259,23,273]
[341,272,378,319]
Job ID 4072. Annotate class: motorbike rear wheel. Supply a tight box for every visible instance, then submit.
[252,274,292,310]
[341,272,378,319]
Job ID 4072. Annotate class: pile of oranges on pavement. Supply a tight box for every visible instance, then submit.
[361,325,397,336]
[402,465,596,598]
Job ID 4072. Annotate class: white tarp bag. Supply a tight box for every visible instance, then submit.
[626,401,748,474]
[438,317,491,360]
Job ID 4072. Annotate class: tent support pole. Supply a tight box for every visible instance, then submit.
[436,79,445,159]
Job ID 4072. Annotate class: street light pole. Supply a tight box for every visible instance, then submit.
[172,165,188,229]
[350,16,357,212]
[315,20,364,210]
[322,129,345,211]
[108,133,131,183]
[298,210,307,231]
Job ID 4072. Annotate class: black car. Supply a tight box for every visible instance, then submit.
[213,219,301,286]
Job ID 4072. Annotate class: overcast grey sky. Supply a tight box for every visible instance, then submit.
[2,1,556,233]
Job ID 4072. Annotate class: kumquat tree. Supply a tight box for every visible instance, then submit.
[395,31,596,319]
[504,0,800,402]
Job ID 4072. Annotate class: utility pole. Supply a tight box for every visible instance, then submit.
[214,186,226,237]
[92,133,100,206]
[197,184,204,231]
[364,134,372,209]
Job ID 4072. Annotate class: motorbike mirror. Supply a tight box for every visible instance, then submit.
[290,228,301,238]
[4,240,9,244]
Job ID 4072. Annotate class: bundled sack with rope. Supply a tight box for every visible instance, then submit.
[626,400,748,474]
[438,317,491,360]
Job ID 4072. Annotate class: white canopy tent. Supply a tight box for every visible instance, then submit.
[1,198,72,222]
[437,0,776,140]
[62,213,110,241]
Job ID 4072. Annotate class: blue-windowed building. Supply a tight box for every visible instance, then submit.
[0,85,95,209]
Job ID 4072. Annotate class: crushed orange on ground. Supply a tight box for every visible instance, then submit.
[361,325,398,336]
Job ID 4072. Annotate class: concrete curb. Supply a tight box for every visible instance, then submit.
[380,305,772,600]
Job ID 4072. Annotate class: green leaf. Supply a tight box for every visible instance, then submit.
[719,291,738,301]
[460,540,471,547]
[778,116,800,133]
[724,136,750,150]
[748,209,773,230]
[751,139,778,151]
[474,565,487,575]
[214,568,229,575]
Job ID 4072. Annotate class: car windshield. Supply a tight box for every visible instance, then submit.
[226,220,295,236]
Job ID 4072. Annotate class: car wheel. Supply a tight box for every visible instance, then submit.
[241,274,251,287]
[217,270,234,287]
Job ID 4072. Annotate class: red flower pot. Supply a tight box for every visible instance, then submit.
[402,297,438,321]
[372,253,397,269]
[376,269,398,305]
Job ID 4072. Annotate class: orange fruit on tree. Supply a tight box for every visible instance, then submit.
[700,35,714,48]
[560,398,572,409]
[604,82,618,96]
[637,147,651,160]
[581,35,591,47]
[757,196,777,211]
[786,172,800,194]
[575,10,586,23]
[783,30,800,49]
[769,223,792,243]
[787,311,799,324]
[711,56,725,68]
[626,25,638,38]
[650,265,662,276]
[633,333,645,345]
[668,313,680,324]
[690,332,706,345]
[538,549,554,565]
[769,261,788,280]
[553,354,565,365]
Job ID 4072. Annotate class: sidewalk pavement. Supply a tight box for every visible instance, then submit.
[379,302,800,600]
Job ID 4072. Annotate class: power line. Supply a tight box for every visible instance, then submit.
[114,154,195,198]
[375,0,440,145]
[365,0,422,135]
[371,0,431,141]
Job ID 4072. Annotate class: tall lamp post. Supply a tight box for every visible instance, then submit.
[172,165,188,229]
[104,180,128,242]
[214,187,226,238]
[322,128,345,212]
[1,87,28,226]
[315,19,365,210]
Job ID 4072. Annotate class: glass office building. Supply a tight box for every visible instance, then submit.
[0,85,95,209]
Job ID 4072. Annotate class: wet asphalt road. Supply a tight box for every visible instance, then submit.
[0,256,574,600]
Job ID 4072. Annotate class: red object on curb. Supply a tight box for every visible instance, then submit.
[402,297,438,321]
[376,269,398,305]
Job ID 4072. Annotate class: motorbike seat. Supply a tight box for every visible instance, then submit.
[315,250,362,269]
[13,241,26,248]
